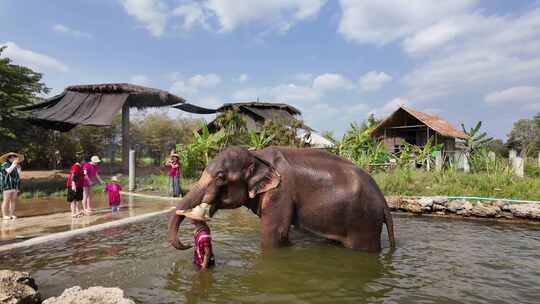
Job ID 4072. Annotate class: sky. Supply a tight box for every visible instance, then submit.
[2,0,540,139]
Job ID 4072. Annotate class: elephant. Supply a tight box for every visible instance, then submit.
[168,146,395,252]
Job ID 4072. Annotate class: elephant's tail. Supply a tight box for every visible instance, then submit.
[383,205,396,248]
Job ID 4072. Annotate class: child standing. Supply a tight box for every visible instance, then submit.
[177,203,215,269]
[105,176,122,212]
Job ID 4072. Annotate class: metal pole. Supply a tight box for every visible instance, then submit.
[129,149,136,191]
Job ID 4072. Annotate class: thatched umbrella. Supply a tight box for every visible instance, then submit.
[24,83,186,172]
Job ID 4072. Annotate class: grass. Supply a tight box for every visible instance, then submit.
[373,167,540,200]
[17,167,540,201]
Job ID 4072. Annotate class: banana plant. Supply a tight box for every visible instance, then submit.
[248,129,275,150]
[461,121,493,153]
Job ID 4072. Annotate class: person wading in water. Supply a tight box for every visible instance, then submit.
[177,203,215,270]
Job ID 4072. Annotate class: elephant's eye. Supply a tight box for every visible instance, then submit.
[216,172,227,185]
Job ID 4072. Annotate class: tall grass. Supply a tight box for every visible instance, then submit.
[373,167,540,200]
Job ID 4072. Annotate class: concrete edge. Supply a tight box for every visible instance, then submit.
[120,191,182,201]
[0,207,175,253]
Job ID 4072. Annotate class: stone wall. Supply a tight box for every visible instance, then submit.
[386,196,540,221]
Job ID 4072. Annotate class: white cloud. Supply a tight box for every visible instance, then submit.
[129,74,151,86]
[233,83,321,102]
[233,72,356,102]
[370,97,410,118]
[404,7,540,100]
[121,0,168,37]
[338,0,476,46]
[359,71,392,92]
[170,73,222,95]
[485,86,540,107]
[52,24,93,39]
[234,73,249,83]
[403,20,462,54]
[0,41,68,72]
[204,0,327,32]
[313,73,353,92]
[172,2,209,31]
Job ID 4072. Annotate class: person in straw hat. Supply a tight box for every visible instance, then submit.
[0,152,24,220]
[82,155,104,214]
[177,203,215,269]
[166,153,182,197]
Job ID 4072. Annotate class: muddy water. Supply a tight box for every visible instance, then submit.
[0,210,539,304]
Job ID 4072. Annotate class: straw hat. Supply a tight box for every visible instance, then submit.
[170,153,180,159]
[0,152,24,164]
[91,155,101,163]
[111,176,119,182]
[176,203,211,221]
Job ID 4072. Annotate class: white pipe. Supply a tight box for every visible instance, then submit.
[0,208,174,253]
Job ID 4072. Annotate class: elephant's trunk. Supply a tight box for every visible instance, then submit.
[167,172,211,250]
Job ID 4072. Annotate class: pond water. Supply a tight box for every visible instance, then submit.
[0,210,539,304]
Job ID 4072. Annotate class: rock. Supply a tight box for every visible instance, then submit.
[471,204,499,217]
[508,204,540,220]
[385,196,402,210]
[400,200,423,213]
[417,197,433,210]
[432,203,446,212]
[43,286,134,304]
[456,208,472,216]
[0,270,41,304]
[447,200,472,213]
[432,196,449,206]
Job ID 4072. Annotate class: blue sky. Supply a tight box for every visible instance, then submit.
[2,0,540,139]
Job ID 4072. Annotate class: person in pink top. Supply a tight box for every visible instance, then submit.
[166,153,182,197]
[105,176,122,212]
[82,155,104,214]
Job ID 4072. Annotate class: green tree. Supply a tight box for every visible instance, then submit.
[213,111,249,148]
[0,46,49,140]
[507,118,538,156]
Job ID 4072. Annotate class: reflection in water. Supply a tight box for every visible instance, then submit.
[0,210,538,304]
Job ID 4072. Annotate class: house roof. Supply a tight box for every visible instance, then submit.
[217,102,302,116]
[372,105,468,139]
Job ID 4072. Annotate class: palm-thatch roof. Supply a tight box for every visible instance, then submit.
[22,83,186,131]
[217,102,301,116]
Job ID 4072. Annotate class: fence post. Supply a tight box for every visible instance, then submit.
[129,149,136,192]
[488,151,496,161]
[463,153,470,173]
[513,156,524,177]
[435,151,443,171]
[509,150,517,164]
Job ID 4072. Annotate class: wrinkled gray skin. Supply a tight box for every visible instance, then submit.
[168,146,395,252]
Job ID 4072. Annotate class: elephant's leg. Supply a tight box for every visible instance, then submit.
[259,192,294,249]
[345,233,382,252]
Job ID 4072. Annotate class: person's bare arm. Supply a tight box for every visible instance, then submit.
[201,247,211,269]
[71,173,77,191]
[96,173,104,184]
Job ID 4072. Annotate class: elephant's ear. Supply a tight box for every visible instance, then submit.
[246,156,281,199]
